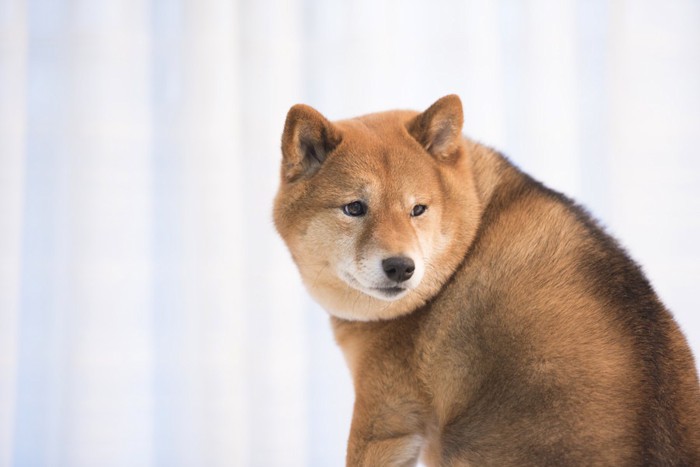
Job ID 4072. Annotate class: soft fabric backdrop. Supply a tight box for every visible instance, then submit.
[0,0,698,466]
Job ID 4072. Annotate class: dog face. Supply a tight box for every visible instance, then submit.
[301,128,441,302]
[274,95,479,321]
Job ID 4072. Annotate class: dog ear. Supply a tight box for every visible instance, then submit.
[408,94,464,161]
[281,104,342,182]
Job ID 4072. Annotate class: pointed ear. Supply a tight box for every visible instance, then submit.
[280,104,342,182]
[408,94,464,161]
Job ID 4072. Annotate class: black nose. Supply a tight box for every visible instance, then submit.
[382,256,415,283]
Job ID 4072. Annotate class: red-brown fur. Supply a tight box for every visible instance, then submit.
[274,95,700,466]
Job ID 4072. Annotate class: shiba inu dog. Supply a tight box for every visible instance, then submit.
[273,95,700,466]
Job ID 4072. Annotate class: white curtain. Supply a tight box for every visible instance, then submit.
[0,0,698,466]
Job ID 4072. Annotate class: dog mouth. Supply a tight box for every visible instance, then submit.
[340,272,410,301]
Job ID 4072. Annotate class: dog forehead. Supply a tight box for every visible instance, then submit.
[335,112,418,148]
[328,122,433,173]
[322,142,433,189]
[307,112,439,196]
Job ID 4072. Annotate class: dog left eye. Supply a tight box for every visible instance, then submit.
[343,201,367,217]
[411,204,427,217]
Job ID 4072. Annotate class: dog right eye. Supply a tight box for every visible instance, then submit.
[342,201,367,217]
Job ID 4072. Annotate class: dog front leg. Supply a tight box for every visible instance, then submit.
[345,396,425,467]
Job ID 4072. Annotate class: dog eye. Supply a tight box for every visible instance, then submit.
[411,204,427,217]
[343,201,367,217]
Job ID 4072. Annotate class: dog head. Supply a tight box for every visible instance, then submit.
[274,95,481,321]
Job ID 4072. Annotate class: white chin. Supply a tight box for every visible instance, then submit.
[363,286,409,301]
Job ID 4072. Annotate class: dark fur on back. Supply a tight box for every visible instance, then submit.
[442,153,700,465]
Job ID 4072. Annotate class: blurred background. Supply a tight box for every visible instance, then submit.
[0,0,698,465]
